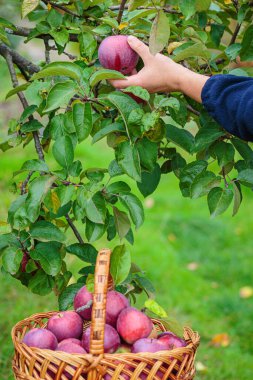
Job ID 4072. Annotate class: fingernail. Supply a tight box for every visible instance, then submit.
[127,35,137,44]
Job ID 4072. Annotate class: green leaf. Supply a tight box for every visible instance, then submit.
[107,91,140,132]
[92,122,125,144]
[90,69,125,87]
[113,207,131,240]
[190,171,220,199]
[116,142,141,182]
[123,86,150,102]
[106,181,131,194]
[0,17,17,30]
[73,103,92,142]
[232,138,253,162]
[30,242,62,276]
[137,138,158,172]
[66,243,97,264]
[5,83,30,100]
[84,192,106,224]
[225,43,241,60]
[149,10,170,55]
[20,105,37,123]
[128,9,156,23]
[22,0,40,18]
[52,135,74,171]
[240,25,253,61]
[194,123,224,152]
[237,169,253,186]
[137,164,161,198]
[78,32,97,60]
[128,0,146,11]
[210,24,225,48]
[30,220,65,242]
[212,141,235,167]
[47,8,63,28]
[173,42,211,62]
[166,124,194,153]
[232,182,242,217]
[26,175,55,223]
[31,62,83,81]
[179,160,208,197]
[50,29,69,47]
[21,119,43,133]
[108,160,124,178]
[85,220,106,242]
[14,159,49,176]
[58,283,83,311]
[208,187,233,217]
[195,0,211,12]
[120,193,144,229]
[179,0,195,19]
[145,299,168,318]
[28,269,54,295]
[2,247,22,275]
[44,81,76,113]
[110,244,131,286]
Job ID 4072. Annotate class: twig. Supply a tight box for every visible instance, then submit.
[6,26,79,43]
[229,23,241,45]
[65,214,84,244]
[222,167,229,188]
[0,42,39,75]
[44,38,51,64]
[186,104,200,116]
[110,5,181,14]
[21,171,34,195]
[49,46,77,60]
[42,0,80,17]
[117,0,128,24]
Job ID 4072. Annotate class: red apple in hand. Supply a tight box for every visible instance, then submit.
[22,328,58,350]
[98,35,139,75]
[47,311,83,342]
[106,290,130,327]
[117,307,153,344]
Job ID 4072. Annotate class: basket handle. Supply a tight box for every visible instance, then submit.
[89,248,111,355]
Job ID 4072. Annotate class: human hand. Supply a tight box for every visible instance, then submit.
[110,36,208,103]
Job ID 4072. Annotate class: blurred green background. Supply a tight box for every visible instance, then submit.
[1,7,253,380]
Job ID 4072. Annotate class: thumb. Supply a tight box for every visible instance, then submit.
[127,36,152,64]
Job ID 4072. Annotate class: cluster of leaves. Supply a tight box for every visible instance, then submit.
[0,0,253,310]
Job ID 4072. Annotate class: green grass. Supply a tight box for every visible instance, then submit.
[1,61,253,380]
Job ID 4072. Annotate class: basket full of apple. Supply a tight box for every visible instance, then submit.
[12,249,199,380]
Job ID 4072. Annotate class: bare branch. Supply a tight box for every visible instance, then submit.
[44,38,51,65]
[229,23,241,45]
[42,0,80,17]
[117,0,128,24]
[6,26,79,42]
[21,171,34,195]
[186,104,200,116]
[65,214,84,244]
[111,5,181,14]
[0,42,39,75]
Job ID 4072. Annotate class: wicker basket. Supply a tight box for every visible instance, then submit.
[12,248,200,380]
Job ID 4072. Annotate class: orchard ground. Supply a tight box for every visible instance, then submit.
[1,61,253,380]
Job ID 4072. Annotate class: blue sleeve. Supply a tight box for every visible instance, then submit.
[201,74,253,142]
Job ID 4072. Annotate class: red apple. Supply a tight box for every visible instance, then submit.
[98,35,139,74]
[106,290,130,326]
[158,331,186,349]
[131,338,169,353]
[58,338,82,347]
[57,342,87,354]
[74,286,93,320]
[47,311,83,342]
[82,324,120,354]
[22,328,57,350]
[116,307,153,344]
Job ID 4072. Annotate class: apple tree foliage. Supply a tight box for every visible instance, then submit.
[0,0,253,310]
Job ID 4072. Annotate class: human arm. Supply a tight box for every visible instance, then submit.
[110,36,253,142]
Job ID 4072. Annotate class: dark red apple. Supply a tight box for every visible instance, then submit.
[116,307,153,344]
[98,35,139,74]
[47,311,83,342]
[58,338,82,347]
[158,331,186,349]
[131,338,169,353]
[74,285,93,320]
[57,342,87,354]
[82,324,120,354]
[22,328,58,350]
[106,290,130,326]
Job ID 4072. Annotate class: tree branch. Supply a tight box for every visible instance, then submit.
[44,38,51,65]
[0,42,40,75]
[21,171,34,195]
[229,23,241,45]
[186,104,200,116]
[110,5,181,14]
[42,0,80,17]
[65,214,84,244]
[117,0,128,24]
[6,26,79,42]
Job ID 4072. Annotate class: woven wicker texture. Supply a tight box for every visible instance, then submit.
[12,248,200,380]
